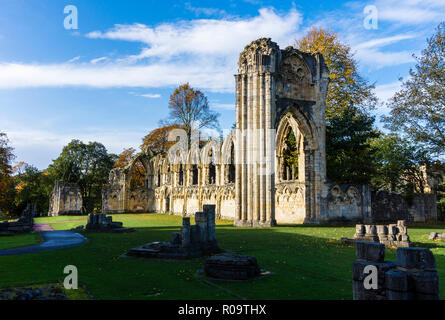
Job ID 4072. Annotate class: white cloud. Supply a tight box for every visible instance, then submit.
[67,56,81,63]
[90,56,108,64]
[86,7,301,60]
[212,103,235,110]
[139,93,161,98]
[376,0,445,25]
[0,8,302,93]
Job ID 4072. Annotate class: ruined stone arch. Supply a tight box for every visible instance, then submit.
[221,131,236,184]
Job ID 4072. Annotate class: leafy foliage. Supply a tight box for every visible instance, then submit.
[370,134,428,194]
[296,27,377,120]
[114,148,136,169]
[47,140,117,213]
[141,124,183,156]
[296,27,380,185]
[326,109,380,184]
[0,132,15,214]
[383,22,445,157]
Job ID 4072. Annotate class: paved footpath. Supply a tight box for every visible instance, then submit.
[0,230,87,256]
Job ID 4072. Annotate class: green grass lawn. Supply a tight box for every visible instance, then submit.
[0,233,42,250]
[1,213,445,300]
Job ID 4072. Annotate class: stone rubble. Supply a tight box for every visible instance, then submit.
[428,232,445,241]
[127,205,220,259]
[0,203,35,234]
[85,213,134,233]
[204,252,261,280]
[353,241,439,300]
[344,220,411,247]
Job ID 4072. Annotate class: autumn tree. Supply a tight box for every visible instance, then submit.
[141,124,183,156]
[13,163,53,216]
[114,148,137,168]
[0,132,15,214]
[296,27,377,119]
[383,22,445,157]
[162,83,220,142]
[295,27,379,184]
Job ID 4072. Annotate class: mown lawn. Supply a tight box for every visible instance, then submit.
[0,233,42,250]
[1,214,445,300]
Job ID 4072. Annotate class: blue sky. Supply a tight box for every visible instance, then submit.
[0,0,443,169]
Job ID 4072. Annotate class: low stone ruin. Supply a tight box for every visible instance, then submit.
[204,253,261,280]
[353,241,439,300]
[127,205,219,259]
[85,213,134,233]
[429,232,445,241]
[48,181,82,216]
[348,220,411,247]
[0,203,35,234]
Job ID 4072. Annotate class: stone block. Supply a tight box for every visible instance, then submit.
[396,247,436,270]
[415,292,440,300]
[410,271,439,295]
[428,232,438,240]
[204,253,261,280]
[386,290,414,300]
[385,269,409,292]
[355,241,385,262]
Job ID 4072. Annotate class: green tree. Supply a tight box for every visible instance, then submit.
[383,22,445,157]
[370,134,427,193]
[326,109,380,184]
[47,140,117,213]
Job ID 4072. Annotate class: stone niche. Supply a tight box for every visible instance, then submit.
[48,181,82,216]
[353,241,439,300]
[127,205,219,259]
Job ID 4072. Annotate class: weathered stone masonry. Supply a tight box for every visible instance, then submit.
[104,38,440,225]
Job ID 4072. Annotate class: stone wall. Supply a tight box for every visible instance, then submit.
[48,181,82,216]
[371,190,437,223]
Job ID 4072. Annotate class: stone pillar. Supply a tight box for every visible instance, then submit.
[195,212,208,243]
[203,204,216,243]
[181,217,191,248]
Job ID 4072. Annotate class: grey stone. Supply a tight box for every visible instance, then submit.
[396,247,436,269]
[410,271,439,295]
[355,241,385,262]
[204,252,261,280]
[385,269,409,292]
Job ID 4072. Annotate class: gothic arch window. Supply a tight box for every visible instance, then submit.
[157,168,161,187]
[208,149,216,185]
[192,165,198,185]
[178,164,184,186]
[282,128,298,181]
[228,143,235,183]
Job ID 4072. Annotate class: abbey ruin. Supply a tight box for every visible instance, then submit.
[99,38,436,225]
[101,38,374,225]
